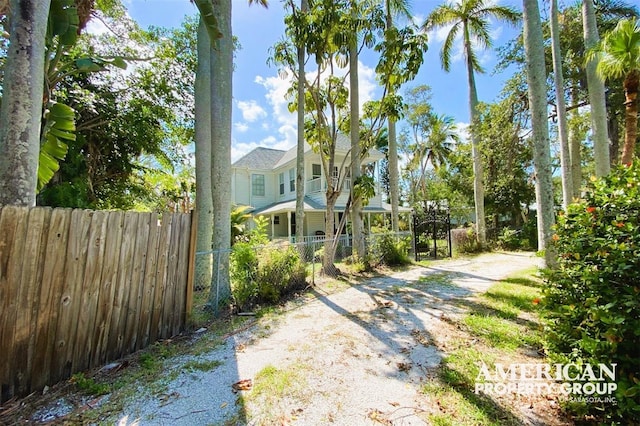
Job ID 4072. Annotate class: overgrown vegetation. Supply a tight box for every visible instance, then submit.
[544,163,640,423]
[368,232,411,266]
[230,217,307,311]
[451,228,483,254]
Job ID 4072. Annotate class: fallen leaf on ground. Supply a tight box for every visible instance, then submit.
[232,379,253,393]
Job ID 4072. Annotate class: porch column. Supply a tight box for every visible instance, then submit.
[287,211,292,242]
[367,212,371,234]
[270,214,275,240]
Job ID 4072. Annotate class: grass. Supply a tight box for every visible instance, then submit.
[242,363,309,422]
[420,269,546,425]
[182,359,223,372]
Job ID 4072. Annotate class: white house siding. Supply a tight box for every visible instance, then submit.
[233,170,251,206]
[306,212,325,235]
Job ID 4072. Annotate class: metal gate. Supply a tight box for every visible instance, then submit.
[413,208,452,261]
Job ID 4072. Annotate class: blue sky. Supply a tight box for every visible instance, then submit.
[125,0,522,161]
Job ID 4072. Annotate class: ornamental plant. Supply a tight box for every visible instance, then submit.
[544,163,640,423]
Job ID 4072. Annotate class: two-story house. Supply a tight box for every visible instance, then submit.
[231,134,410,241]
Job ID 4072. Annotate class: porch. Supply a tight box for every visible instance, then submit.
[251,196,412,243]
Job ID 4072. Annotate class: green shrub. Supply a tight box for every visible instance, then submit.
[231,239,307,311]
[230,241,259,311]
[451,227,482,254]
[257,245,306,302]
[544,163,640,423]
[369,233,410,266]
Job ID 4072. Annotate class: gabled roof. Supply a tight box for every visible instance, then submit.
[232,147,286,170]
[233,134,384,171]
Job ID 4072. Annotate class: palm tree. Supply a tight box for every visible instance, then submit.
[195,18,214,289]
[0,0,52,206]
[550,0,573,209]
[382,0,412,234]
[409,113,458,197]
[588,18,640,165]
[583,0,611,176]
[424,0,519,246]
[522,0,556,268]
[192,0,268,307]
[295,0,309,245]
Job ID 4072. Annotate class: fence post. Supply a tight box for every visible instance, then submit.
[185,210,198,319]
[215,250,221,315]
[312,241,315,286]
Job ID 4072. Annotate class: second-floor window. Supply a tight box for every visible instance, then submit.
[289,168,295,192]
[252,174,265,196]
[279,173,285,195]
[312,164,321,179]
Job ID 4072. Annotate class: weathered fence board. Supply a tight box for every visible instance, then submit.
[0,207,194,403]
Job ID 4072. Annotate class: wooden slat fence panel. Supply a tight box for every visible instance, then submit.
[32,208,70,391]
[0,207,195,403]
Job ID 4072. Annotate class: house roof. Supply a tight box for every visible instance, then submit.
[233,134,384,171]
[232,147,286,170]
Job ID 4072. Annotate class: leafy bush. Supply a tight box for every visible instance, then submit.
[451,227,482,254]
[230,217,306,310]
[497,227,521,250]
[229,241,259,311]
[544,163,640,423]
[257,245,307,303]
[369,233,411,266]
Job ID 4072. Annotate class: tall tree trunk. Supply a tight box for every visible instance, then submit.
[523,0,556,268]
[385,5,400,233]
[295,0,309,244]
[569,87,582,199]
[195,19,214,289]
[323,192,339,275]
[621,71,639,165]
[464,35,486,245]
[582,0,610,177]
[209,0,233,308]
[349,20,365,260]
[0,0,51,206]
[550,0,573,209]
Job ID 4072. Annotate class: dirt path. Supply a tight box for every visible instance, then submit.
[105,251,552,425]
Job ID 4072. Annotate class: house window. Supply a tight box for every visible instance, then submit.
[252,174,265,196]
[274,215,280,225]
[279,172,285,195]
[289,168,295,192]
[312,164,321,179]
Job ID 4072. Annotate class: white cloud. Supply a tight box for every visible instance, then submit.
[237,100,267,122]
[86,19,109,36]
[231,135,294,163]
[255,75,296,127]
[234,122,249,133]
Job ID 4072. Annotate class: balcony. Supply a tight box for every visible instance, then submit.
[306,177,351,194]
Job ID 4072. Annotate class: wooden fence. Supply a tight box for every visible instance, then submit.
[0,207,196,403]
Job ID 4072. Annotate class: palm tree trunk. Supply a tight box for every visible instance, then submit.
[385,5,400,233]
[582,0,611,176]
[209,0,233,307]
[464,36,486,245]
[523,0,556,268]
[569,87,582,199]
[621,71,639,165]
[0,0,51,206]
[550,0,573,209]
[295,0,308,244]
[195,19,214,289]
[349,17,365,260]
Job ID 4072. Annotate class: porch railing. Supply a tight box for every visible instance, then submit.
[306,177,351,194]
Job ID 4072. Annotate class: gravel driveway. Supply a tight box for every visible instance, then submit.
[111,251,543,425]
